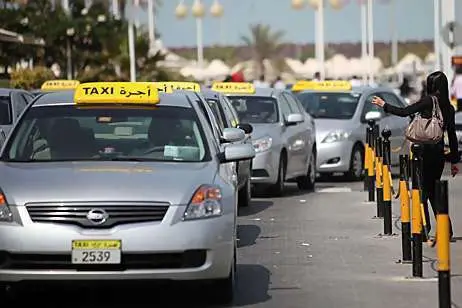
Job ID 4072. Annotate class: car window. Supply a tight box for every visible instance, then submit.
[0,96,12,125]
[205,98,226,130]
[278,95,292,120]
[228,96,279,124]
[14,93,29,115]
[196,98,222,138]
[222,96,240,127]
[296,92,360,120]
[380,92,406,108]
[3,105,210,163]
[362,93,386,118]
[284,93,303,114]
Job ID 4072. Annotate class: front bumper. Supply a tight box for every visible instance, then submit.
[250,149,279,185]
[0,206,234,282]
[317,140,354,174]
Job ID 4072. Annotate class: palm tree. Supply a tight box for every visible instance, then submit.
[241,24,285,77]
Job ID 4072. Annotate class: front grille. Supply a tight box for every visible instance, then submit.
[0,251,207,270]
[26,202,169,228]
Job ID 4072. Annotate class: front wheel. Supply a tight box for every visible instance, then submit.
[345,145,363,181]
[268,155,286,197]
[297,150,316,191]
[210,251,236,304]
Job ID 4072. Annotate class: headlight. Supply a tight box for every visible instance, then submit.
[322,130,350,143]
[252,136,272,153]
[0,191,13,222]
[183,185,222,220]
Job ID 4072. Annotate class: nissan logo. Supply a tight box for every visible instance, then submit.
[86,208,109,225]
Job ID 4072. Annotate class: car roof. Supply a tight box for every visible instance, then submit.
[295,86,395,96]
[32,89,197,108]
[0,88,28,96]
[226,87,287,98]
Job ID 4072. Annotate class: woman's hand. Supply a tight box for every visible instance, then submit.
[451,164,459,177]
[371,96,385,107]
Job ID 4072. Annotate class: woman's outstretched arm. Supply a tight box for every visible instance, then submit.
[383,96,432,117]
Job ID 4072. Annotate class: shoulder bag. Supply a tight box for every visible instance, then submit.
[405,95,444,144]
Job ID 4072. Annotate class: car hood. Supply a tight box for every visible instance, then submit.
[314,119,355,143]
[249,123,282,140]
[0,161,216,205]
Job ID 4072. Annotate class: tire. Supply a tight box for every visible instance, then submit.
[210,250,236,305]
[238,178,251,207]
[297,150,316,191]
[346,145,364,181]
[268,155,286,197]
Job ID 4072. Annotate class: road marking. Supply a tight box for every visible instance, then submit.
[316,187,352,193]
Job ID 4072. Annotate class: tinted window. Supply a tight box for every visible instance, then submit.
[228,96,279,124]
[205,98,226,130]
[0,96,12,125]
[296,92,360,119]
[3,105,209,163]
[381,92,405,108]
[284,93,303,114]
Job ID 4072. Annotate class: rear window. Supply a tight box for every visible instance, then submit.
[2,105,210,163]
[0,96,12,125]
[227,96,279,124]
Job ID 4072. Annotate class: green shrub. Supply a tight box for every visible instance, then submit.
[9,67,55,90]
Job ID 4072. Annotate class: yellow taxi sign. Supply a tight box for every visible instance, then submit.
[211,82,256,94]
[292,80,352,92]
[41,79,80,91]
[153,81,201,93]
[74,82,159,105]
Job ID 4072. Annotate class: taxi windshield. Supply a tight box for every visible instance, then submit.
[227,96,279,124]
[2,105,210,163]
[296,92,360,120]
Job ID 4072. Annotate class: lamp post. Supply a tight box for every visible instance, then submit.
[366,0,374,85]
[66,27,75,79]
[360,0,368,84]
[128,0,137,81]
[175,0,207,69]
[434,0,441,71]
[210,0,224,46]
[308,0,325,80]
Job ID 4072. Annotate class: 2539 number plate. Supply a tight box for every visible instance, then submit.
[71,240,121,264]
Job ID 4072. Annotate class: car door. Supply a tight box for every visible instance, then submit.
[278,94,299,177]
[378,91,409,165]
[283,92,310,175]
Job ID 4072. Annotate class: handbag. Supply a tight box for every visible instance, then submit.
[405,95,444,144]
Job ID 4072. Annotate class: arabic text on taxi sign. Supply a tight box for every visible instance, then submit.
[153,81,200,93]
[41,80,80,91]
[211,82,256,94]
[74,82,160,105]
[291,80,352,92]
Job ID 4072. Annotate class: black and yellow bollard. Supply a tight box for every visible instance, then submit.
[436,180,451,308]
[364,125,370,192]
[367,120,376,201]
[399,154,412,263]
[381,129,393,235]
[411,143,423,277]
[375,136,384,218]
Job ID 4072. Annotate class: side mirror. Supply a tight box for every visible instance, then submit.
[219,143,255,163]
[220,127,245,143]
[364,111,382,122]
[237,123,253,134]
[285,113,303,126]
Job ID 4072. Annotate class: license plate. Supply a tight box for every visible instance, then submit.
[71,240,121,264]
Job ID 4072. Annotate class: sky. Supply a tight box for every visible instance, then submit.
[132,0,462,48]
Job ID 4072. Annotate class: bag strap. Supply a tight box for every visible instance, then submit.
[430,95,442,120]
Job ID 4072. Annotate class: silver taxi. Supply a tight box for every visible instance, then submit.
[0,82,255,304]
[212,82,316,196]
[294,81,408,180]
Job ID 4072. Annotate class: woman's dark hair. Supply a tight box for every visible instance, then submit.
[426,71,453,128]
[426,71,450,106]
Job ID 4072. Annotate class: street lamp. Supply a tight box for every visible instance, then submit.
[66,27,75,79]
[175,0,206,69]
[308,0,325,80]
[210,0,225,46]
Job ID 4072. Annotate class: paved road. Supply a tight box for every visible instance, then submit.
[5,171,462,307]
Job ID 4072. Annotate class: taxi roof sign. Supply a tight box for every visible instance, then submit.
[74,82,160,105]
[211,82,256,94]
[41,79,80,91]
[152,81,200,93]
[291,80,352,92]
